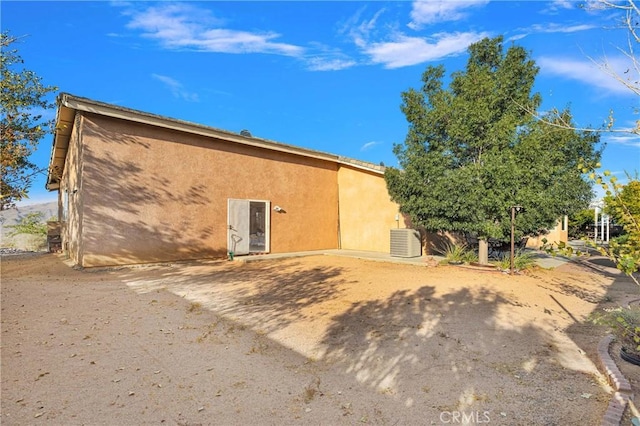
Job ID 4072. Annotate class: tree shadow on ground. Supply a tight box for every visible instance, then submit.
[118,259,351,336]
[318,284,608,424]
[115,255,615,424]
[563,260,640,421]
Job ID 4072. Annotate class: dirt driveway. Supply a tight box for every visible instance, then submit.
[1,252,637,425]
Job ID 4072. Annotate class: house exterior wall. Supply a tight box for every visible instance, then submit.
[337,165,407,253]
[59,115,84,265]
[526,216,568,249]
[75,114,339,267]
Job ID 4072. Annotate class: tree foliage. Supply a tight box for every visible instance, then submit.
[587,0,640,284]
[604,176,640,223]
[568,208,597,239]
[600,175,640,283]
[385,37,601,248]
[1,31,57,210]
[6,211,47,237]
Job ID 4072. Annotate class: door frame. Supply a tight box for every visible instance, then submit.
[227,198,271,255]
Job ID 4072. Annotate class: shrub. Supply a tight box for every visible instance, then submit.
[592,306,640,355]
[7,212,47,237]
[438,242,471,264]
[494,250,536,272]
[462,250,479,264]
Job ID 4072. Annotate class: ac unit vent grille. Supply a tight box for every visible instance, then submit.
[390,229,421,258]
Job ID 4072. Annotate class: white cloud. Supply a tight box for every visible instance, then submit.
[360,141,381,151]
[303,42,358,71]
[507,33,528,42]
[342,6,488,69]
[306,57,357,72]
[511,22,595,42]
[344,7,388,49]
[538,55,637,96]
[364,31,489,69]
[530,23,596,34]
[550,0,574,9]
[125,3,303,57]
[541,0,577,14]
[605,134,640,148]
[151,74,199,102]
[408,0,489,29]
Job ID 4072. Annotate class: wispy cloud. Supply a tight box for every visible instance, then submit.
[360,141,381,151]
[537,56,637,96]
[530,23,596,34]
[123,3,303,57]
[344,7,388,49]
[306,57,357,72]
[550,0,575,8]
[541,0,577,14]
[151,74,199,102]
[342,6,488,69]
[364,31,489,69]
[408,0,489,29]
[510,22,595,42]
[304,42,357,71]
[605,134,640,148]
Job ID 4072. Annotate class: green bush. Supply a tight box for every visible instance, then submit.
[568,209,595,239]
[494,250,536,272]
[7,212,47,237]
[438,242,472,264]
[462,250,479,263]
[592,306,640,355]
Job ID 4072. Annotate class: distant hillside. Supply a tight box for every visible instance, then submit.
[0,201,58,249]
[0,201,58,227]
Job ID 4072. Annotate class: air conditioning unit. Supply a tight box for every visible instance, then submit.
[390,229,421,258]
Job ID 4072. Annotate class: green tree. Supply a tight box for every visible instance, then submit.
[1,31,57,210]
[604,177,640,224]
[6,211,47,237]
[568,208,596,239]
[600,176,640,284]
[385,36,601,264]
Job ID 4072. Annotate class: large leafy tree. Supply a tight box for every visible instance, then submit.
[1,31,57,210]
[385,36,601,264]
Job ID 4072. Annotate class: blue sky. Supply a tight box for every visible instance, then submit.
[3,0,639,206]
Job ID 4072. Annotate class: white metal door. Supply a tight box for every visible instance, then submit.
[228,199,250,255]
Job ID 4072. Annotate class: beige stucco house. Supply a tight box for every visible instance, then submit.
[46,94,409,267]
[46,94,569,267]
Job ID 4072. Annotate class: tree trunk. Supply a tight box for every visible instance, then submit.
[478,238,489,265]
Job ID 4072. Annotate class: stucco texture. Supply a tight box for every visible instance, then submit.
[527,217,568,249]
[59,115,83,265]
[337,165,407,253]
[73,114,340,267]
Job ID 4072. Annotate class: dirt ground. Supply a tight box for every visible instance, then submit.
[1,252,638,425]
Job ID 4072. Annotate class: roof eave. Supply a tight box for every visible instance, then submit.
[45,96,75,191]
[45,93,385,192]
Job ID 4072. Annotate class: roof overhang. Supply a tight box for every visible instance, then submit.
[45,98,75,190]
[45,93,384,191]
